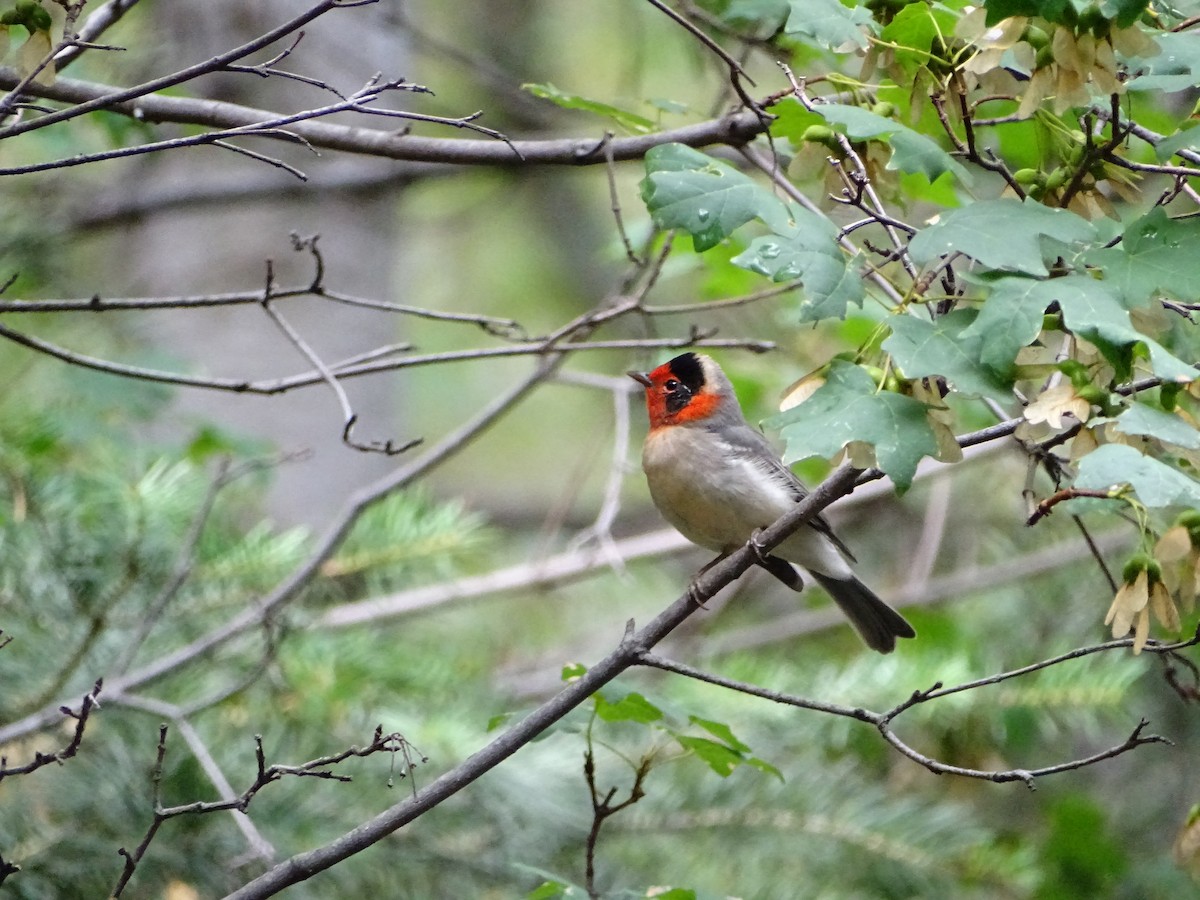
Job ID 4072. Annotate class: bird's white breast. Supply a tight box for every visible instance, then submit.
[642,425,795,553]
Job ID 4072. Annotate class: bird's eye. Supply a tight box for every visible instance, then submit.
[664,379,680,391]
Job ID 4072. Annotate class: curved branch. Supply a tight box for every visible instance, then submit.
[637,627,1196,788]
[0,67,768,166]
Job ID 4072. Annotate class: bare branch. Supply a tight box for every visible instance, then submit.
[0,679,102,781]
[112,723,416,897]
[257,254,421,455]
[224,466,866,899]
[637,626,1194,787]
[0,66,769,166]
[0,317,772,395]
[55,0,143,71]
[0,1,375,140]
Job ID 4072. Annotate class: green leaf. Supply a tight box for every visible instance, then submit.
[676,735,743,777]
[526,883,567,900]
[688,716,752,753]
[746,756,786,781]
[522,83,655,133]
[724,0,790,30]
[815,104,973,185]
[767,360,939,491]
[641,143,790,251]
[983,0,1071,26]
[883,309,1010,396]
[1099,0,1150,28]
[486,712,513,732]
[1109,403,1200,450]
[768,97,825,143]
[594,691,664,723]
[961,277,1049,375]
[1154,125,1200,164]
[908,199,1096,277]
[1052,275,1196,383]
[731,207,864,321]
[642,889,696,900]
[962,271,1196,383]
[879,2,957,74]
[1083,208,1200,306]
[784,0,875,50]
[561,662,587,682]
[1127,33,1200,93]
[1074,444,1200,508]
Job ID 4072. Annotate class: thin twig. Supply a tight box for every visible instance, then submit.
[0,679,102,781]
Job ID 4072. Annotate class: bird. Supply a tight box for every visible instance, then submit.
[628,351,915,653]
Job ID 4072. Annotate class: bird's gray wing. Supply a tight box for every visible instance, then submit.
[712,421,858,562]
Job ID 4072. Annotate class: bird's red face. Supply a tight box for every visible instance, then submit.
[628,352,719,430]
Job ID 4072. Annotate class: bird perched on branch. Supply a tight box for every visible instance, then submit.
[628,352,914,653]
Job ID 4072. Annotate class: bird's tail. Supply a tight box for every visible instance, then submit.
[810,572,915,654]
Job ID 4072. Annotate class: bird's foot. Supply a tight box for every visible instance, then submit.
[748,527,770,562]
[687,552,729,609]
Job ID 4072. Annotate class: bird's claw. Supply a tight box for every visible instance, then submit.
[748,527,770,562]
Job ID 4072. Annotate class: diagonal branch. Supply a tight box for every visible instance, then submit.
[222,466,865,899]
[0,0,374,139]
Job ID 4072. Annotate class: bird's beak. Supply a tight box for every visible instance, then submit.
[627,370,653,388]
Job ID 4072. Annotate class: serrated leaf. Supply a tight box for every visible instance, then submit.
[641,143,790,251]
[816,104,973,185]
[1109,403,1200,450]
[784,0,876,50]
[594,691,664,723]
[1127,33,1200,93]
[1074,444,1200,508]
[962,277,1048,374]
[687,716,752,753]
[676,736,743,777]
[883,309,1010,396]
[731,208,864,321]
[908,199,1096,276]
[1052,275,1196,382]
[767,360,939,491]
[522,83,655,133]
[1084,208,1200,306]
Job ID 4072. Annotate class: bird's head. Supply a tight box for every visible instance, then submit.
[627,352,738,430]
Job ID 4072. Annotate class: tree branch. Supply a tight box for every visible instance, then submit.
[636,627,1196,788]
[0,679,102,781]
[0,67,768,166]
[223,466,865,899]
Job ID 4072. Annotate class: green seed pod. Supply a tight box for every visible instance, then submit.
[800,125,838,148]
[1024,25,1051,50]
